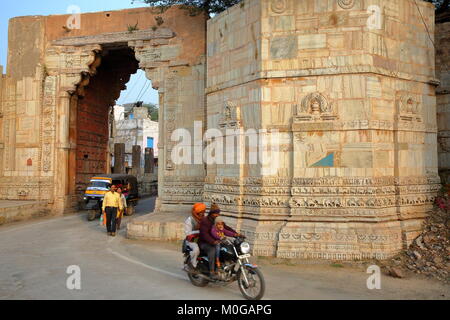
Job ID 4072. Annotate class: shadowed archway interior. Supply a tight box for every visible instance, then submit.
[70,45,140,198]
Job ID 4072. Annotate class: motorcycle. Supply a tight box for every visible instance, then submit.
[182,236,265,300]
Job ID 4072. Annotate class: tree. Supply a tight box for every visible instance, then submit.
[134,0,448,20]
[133,0,242,16]
[424,0,449,14]
[143,103,159,122]
[424,0,450,22]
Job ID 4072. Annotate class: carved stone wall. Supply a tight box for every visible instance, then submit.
[206,0,439,259]
[0,7,206,214]
[437,22,450,185]
[0,1,443,260]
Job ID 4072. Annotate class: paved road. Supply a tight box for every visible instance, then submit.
[0,197,448,300]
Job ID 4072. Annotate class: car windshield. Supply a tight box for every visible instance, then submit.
[89,181,110,189]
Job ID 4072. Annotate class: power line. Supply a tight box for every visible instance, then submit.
[133,79,149,104]
[121,71,143,103]
[413,0,449,81]
[413,0,435,48]
[136,81,152,103]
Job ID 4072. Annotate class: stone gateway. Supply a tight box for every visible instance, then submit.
[0,0,447,260]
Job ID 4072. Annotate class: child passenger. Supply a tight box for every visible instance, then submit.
[210,217,238,269]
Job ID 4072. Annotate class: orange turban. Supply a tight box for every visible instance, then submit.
[193,203,206,214]
[192,203,206,224]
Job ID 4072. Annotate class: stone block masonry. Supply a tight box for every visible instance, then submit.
[437,22,450,185]
[204,0,440,260]
[0,1,446,260]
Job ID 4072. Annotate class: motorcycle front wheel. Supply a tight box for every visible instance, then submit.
[237,266,265,300]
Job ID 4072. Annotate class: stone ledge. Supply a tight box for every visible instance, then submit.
[0,201,51,226]
[126,211,188,241]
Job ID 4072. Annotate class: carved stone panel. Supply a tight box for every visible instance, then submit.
[294,93,338,122]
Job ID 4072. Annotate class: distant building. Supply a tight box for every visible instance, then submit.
[111,105,159,171]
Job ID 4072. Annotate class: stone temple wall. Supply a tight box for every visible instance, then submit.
[0,7,207,213]
[0,1,445,260]
[205,0,440,260]
[437,22,450,185]
[0,15,53,202]
[0,65,3,178]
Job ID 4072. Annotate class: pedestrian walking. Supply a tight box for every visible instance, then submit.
[116,187,127,230]
[102,185,123,237]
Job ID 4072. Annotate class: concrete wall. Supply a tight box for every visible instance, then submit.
[113,107,159,160]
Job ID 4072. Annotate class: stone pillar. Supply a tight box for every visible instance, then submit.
[132,145,142,176]
[145,148,155,174]
[53,91,71,214]
[204,0,440,260]
[114,143,126,174]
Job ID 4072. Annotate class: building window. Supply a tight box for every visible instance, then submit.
[147,137,154,149]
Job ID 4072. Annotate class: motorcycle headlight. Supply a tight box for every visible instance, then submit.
[240,242,251,254]
[83,197,88,201]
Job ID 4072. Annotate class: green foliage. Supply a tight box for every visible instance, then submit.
[131,1,449,19]
[132,0,243,16]
[424,0,449,12]
[127,21,139,33]
[143,103,159,122]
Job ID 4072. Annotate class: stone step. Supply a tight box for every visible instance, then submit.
[126,211,188,241]
[0,201,51,226]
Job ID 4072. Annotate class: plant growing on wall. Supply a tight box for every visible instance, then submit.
[131,0,449,21]
[144,103,159,122]
[132,0,243,16]
[127,21,140,33]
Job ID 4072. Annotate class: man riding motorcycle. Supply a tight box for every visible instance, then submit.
[184,203,206,273]
[198,204,243,278]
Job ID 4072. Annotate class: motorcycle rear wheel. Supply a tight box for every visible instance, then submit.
[188,272,209,287]
[237,266,265,300]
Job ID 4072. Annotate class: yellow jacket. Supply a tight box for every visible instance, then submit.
[102,191,123,211]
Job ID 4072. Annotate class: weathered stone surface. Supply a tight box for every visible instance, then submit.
[52,28,175,46]
[132,145,142,176]
[0,200,51,225]
[437,22,450,185]
[270,35,298,60]
[114,144,126,174]
[0,6,206,216]
[0,1,446,261]
[127,211,187,241]
[203,0,440,260]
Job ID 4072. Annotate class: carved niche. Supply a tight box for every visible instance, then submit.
[271,0,288,14]
[337,0,355,10]
[219,101,242,129]
[294,93,338,122]
[396,94,422,122]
